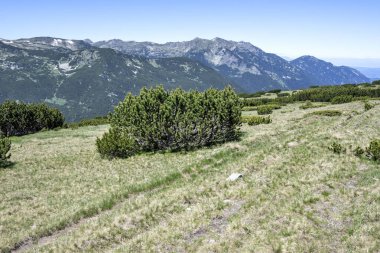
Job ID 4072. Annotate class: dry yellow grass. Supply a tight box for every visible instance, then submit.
[0,101,379,252]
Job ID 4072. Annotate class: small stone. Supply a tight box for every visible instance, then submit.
[287,141,299,148]
[227,173,243,181]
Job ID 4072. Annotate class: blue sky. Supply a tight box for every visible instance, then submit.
[1,0,380,66]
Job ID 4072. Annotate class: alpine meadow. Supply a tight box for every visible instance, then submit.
[1,1,380,252]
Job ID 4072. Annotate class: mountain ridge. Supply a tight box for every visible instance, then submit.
[290,55,367,85]
[0,36,370,121]
[0,38,233,121]
[93,37,369,90]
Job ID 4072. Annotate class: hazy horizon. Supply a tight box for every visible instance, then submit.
[2,0,379,64]
[0,0,380,58]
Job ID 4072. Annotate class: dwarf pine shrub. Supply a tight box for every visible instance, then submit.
[292,85,380,102]
[364,101,375,111]
[299,101,325,110]
[329,142,345,154]
[366,139,380,161]
[308,110,342,117]
[96,128,137,158]
[0,101,64,136]
[256,104,280,115]
[68,116,108,129]
[242,116,272,126]
[331,95,353,104]
[257,105,273,115]
[242,98,274,107]
[277,93,290,97]
[268,89,282,94]
[97,86,242,158]
[354,146,365,157]
[0,133,11,166]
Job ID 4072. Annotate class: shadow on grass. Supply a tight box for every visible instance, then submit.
[105,131,245,160]
[0,161,16,169]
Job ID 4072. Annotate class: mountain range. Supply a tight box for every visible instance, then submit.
[94,38,368,91]
[0,37,369,121]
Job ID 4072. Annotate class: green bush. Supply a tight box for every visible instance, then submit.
[269,104,281,110]
[354,146,364,157]
[308,110,342,117]
[299,101,325,110]
[96,128,137,158]
[364,101,375,111]
[331,95,353,104]
[256,104,281,115]
[328,142,345,154]
[292,85,380,102]
[268,89,282,94]
[352,96,371,101]
[241,96,294,107]
[366,139,380,161]
[97,86,242,158]
[300,101,313,109]
[257,105,273,115]
[0,133,11,166]
[242,98,274,107]
[238,91,266,98]
[68,116,108,129]
[0,101,64,136]
[242,116,271,125]
[241,84,380,107]
[277,93,290,97]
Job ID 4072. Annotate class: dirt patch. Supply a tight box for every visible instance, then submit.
[12,215,100,253]
[186,199,244,242]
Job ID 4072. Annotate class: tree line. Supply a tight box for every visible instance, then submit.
[242,83,380,107]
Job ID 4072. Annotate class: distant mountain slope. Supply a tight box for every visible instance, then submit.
[0,39,232,121]
[0,37,92,51]
[353,67,380,80]
[94,37,369,91]
[0,36,371,121]
[290,56,369,85]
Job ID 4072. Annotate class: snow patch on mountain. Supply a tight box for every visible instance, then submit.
[52,39,63,46]
[58,62,75,71]
[149,59,160,68]
[180,63,191,73]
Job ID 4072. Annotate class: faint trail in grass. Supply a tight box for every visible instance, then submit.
[10,147,246,253]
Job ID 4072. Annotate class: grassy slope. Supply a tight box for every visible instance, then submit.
[0,101,379,252]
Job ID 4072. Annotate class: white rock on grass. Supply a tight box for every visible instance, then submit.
[287,141,299,148]
[227,173,243,181]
